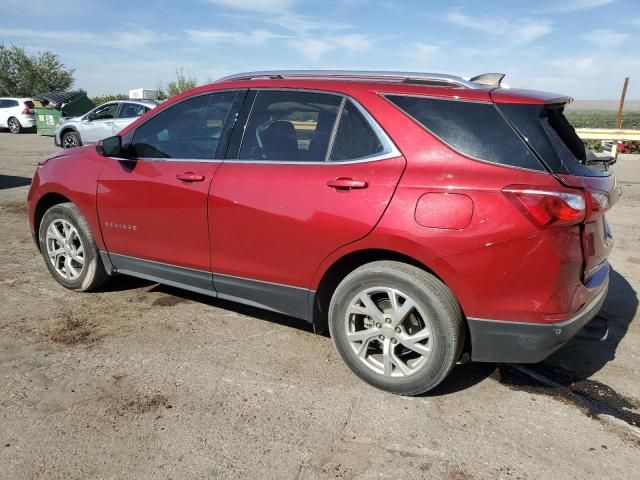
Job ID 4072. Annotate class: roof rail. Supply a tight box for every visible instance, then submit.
[216,70,490,89]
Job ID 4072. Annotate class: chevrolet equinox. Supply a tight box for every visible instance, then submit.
[27,70,620,395]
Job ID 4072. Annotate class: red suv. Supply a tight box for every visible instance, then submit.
[28,71,620,395]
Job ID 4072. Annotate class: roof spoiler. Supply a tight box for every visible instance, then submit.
[470,73,505,87]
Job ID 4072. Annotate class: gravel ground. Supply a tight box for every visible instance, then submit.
[1,133,639,480]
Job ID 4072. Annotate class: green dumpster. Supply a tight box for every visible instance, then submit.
[33,91,94,136]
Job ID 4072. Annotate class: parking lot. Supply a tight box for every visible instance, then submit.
[1,132,639,479]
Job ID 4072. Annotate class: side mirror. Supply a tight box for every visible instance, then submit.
[96,135,125,158]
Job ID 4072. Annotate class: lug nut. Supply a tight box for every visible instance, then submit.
[385,317,392,324]
[395,327,401,334]
[391,338,397,344]
[375,323,382,329]
[379,335,385,341]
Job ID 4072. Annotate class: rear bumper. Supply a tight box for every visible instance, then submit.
[19,115,35,128]
[468,275,608,363]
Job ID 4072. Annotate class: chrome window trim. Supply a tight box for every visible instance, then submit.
[116,87,402,165]
[108,156,223,163]
[226,87,402,165]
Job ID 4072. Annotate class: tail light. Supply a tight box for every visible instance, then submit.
[22,104,33,114]
[586,189,610,220]
[503,185,586,228]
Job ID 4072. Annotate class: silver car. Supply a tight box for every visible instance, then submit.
[55,99,160,148]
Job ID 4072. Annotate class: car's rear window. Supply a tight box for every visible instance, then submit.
[497,103,608,177]
[386,95,543,171]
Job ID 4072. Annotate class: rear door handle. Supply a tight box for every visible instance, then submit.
[327,177,368,191]
[176,172,205,182]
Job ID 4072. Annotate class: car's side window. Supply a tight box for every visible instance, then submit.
[117,103,146,119]
[238,90,342,162]
[91,103,118,121]
[130,91,238,160]
[329,100,384,161]
[0,100,7,108]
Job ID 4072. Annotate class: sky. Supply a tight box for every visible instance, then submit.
[0,0,638,99]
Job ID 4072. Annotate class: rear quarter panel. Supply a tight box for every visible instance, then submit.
[310,94,585,323]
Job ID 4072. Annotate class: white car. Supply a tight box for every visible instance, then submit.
[55,99,160,148]
[0,97,36,133]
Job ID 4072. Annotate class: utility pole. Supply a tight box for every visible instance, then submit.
[615,77,629,129]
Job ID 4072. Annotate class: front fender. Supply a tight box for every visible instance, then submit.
[28,147,107,249]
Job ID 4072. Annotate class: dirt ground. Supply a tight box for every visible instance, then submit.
[1,133,639,480]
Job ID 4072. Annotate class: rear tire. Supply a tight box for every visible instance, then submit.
[329,261,464,395]
[8,117,21,134]
[38,202,109,291]
[62,131,82,149]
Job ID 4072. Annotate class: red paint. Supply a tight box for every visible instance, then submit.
[414,193,473,229]
[209,157,405,287]
[28,76,617,330]
[96,159,220,271]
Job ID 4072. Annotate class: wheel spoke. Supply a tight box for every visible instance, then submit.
[62,222,71,240]
[48,223,64,243]
[395,297,417,325]
[399,329,432,357]
[382,339,393,376]
[389,348,413,376]
[356,338,373,358]
[346,327,381,343]
[351,293,384,323]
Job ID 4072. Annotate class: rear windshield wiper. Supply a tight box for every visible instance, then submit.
[585,156,616,167]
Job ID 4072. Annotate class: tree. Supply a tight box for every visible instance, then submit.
[157,66,197,99]
[0,43,74,96]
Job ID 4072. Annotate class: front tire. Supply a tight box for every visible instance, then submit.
[329,261,464,395]
[8,117,21,134]
[62,131,82,149]
[38,202,109,291]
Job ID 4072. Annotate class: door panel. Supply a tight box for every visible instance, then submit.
[97,159,219,271]
[81,103,120,144]
[209,156,406,288]
[81,119,114,143]
[96,90,243,275]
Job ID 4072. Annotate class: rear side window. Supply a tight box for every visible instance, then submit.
[239,90,342,162]
[330,100,383,161]
[132,91,238,159]
[117,103,146,118]
[498,103,607,177]
[386,95,543,171]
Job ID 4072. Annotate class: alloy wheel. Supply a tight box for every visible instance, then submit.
[63,134,78,148]
[45,219,85,280]
[344,287,433,378]
[8,118,20,134]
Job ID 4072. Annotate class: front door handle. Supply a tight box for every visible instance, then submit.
[327,177,368,191]
[176,172,205,182]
